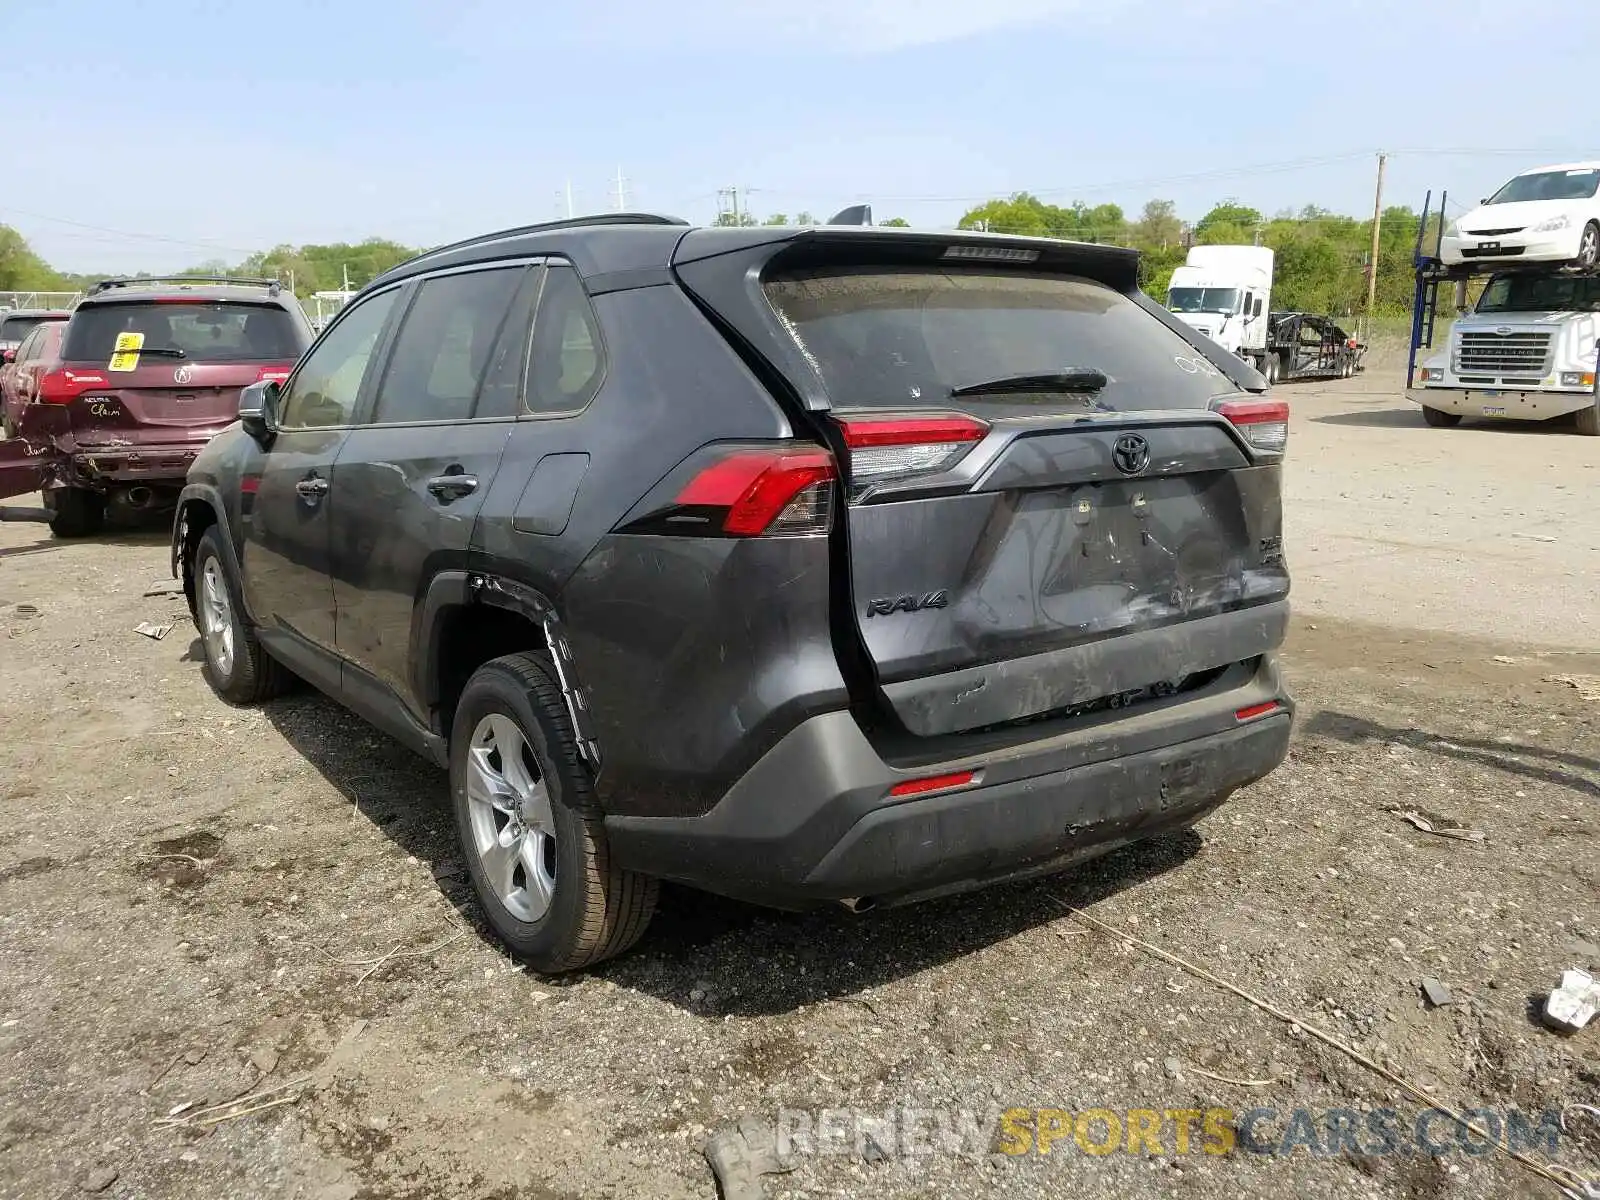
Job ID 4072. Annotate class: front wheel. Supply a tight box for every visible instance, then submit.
[450,653,658,973]
[1577,222,1600,271]
[1575,395,1599,436]
[1422,405,1462,428]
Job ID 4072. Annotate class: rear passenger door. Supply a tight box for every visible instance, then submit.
[328,262,532,720]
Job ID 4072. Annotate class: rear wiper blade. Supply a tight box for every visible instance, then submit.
[951,369,1107,397]
[120,346,187,358]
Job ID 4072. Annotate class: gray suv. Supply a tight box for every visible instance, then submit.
[171,214,1295,973]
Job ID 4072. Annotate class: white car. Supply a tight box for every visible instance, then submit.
[1439,161,1600,270]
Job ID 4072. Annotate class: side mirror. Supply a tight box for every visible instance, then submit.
[238,380,281,442]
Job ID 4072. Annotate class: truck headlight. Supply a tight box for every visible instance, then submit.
[1533,215,1572,233]
[1559,371,1596,387]
[1420,368,1445,383]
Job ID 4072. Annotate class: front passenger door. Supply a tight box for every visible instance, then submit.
[242,287,401,659]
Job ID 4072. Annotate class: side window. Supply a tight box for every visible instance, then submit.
[279,289,399,429]
[13,328,41,363]
[370,267,523,425]
[525,265,606,415]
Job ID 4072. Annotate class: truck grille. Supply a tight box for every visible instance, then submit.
[1455,330,1553,376]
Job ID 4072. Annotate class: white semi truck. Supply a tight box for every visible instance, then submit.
[1167,246,1275,376]
[1408,270,1600,435]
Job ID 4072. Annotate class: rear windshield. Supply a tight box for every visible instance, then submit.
[62,301,302,363]
[0,315,57,344]
[764,268,1236,414]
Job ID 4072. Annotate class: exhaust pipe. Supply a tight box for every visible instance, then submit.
[125,485,155,509]
[838,897,877,914]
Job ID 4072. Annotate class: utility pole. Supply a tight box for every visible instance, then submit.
[1366,151,1387,318]
[612,166,627,212]
[565,180,575,219]
[341,264,351,293]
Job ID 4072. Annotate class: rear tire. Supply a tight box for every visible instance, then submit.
[1422,405,1462,428]
[46,488,105,538]
[1263,355,1279,385]
[192,525,294,703]
[450,653,657,973]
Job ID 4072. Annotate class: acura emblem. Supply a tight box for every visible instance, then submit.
[1112,433,1151,476]
[174,364,194,384]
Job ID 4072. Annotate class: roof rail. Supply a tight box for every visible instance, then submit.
[88,275,283,296]
[400,212,690,270]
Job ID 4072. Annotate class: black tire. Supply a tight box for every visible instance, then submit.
[450,653,657,973]
[46,488,105,538]
[191,525,294,704]
[1578,222,1600,271]
[1575,396,1599,436]
[1422,405,1462,428]
[1263,355,1278,385]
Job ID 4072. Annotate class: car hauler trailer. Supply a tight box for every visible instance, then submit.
[1407,187,1600,435]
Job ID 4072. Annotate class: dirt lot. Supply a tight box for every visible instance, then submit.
[2,369,1597,1200]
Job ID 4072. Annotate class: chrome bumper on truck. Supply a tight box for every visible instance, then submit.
[605,638,1294,910]
[1406,387,1594,420]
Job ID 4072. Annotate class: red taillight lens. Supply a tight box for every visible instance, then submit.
[37,369,104,405]
[256,365,293,383]
[834,413,989,484]
[676,447,837,537]
[1213,398,1288,456]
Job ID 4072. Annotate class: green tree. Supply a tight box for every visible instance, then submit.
[878,217,910,228]
[1194,200,1263,241]
[1131,200,1183,251]
[763,213,789,226]
[0,226,67,291]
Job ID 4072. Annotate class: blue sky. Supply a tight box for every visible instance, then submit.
[7,0,1599,274]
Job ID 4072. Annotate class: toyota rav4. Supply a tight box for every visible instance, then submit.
[172,214,1295,973]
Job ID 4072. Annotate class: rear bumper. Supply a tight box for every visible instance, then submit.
[71,442,204,484]
[605,655,1293,908]
[1405,387,1594,420]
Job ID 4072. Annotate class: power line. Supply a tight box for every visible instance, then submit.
[0,204,262,256]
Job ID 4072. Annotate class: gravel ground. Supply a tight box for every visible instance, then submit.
[1,369,1597,1199]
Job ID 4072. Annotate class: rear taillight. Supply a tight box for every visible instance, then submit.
[676,447,837,537]
[834,413,989,485]
[256,365,293,383]
[1213,398,1288,456]
[37,369,106,405]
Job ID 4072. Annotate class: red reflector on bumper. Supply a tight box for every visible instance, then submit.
[1235,701,1282,722]
[888,770,976,798]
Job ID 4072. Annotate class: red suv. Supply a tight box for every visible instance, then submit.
[18,277,312,536]
[1,318,67,437]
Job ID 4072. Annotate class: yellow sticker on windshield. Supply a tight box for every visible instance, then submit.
[108,331,144,372]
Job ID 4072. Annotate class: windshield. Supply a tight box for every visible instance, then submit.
[1168,287,1240,315]
[62,301,301,363]
[1486,168,1600,204]
[764,267,1237,414]
[1476,274,1600,314]
[0,315,58,345]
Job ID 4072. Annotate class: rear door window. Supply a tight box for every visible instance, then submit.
[61,302,301,364]
[524,265,606,415]
[368,266,524,424]
[764,268,1236,414]
[0,315,54,344]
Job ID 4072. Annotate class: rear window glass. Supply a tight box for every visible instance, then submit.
[763,268,1236,414]
[62,302,302,364]
[0,315,56,344]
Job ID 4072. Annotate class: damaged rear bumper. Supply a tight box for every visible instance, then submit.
[605,655,1293,909]
[71,442,205,484]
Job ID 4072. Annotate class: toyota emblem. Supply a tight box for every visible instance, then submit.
[174,364,194,384]
[1111,433,1151,476]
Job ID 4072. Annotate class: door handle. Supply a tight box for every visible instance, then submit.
[295,476,330,498]
[426,473,479,500]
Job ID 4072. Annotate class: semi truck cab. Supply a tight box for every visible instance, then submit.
[1167,245,1275,373]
